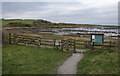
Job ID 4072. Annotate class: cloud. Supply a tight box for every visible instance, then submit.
[2,0,119,3]
[2,1,119,25]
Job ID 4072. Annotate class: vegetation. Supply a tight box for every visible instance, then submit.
[53,23,99,27]
[77,50,118,74]
[2,44,71,74]
[2,19,119,74]
[1,19,118,28]
[2,19,34,26]
[2,19,103,27]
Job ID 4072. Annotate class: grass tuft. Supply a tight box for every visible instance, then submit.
[77,50,118,74]
[2,44,71,74]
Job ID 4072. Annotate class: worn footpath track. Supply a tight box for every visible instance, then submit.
[57,53,83,74]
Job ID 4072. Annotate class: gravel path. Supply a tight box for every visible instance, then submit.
[76,49,86,53]
[57,53,83,74]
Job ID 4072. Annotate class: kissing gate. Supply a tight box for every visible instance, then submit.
[53,33,104,51]
[53,39,76,52]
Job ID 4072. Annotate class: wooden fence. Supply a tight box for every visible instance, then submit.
[6,33,118,52]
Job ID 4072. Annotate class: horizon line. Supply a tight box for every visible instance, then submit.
[1,18,118,26]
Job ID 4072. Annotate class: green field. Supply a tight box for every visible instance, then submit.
[1,19,101,27]
[77,50,118,74]
[2,44,71,74]
[2,19,34,26]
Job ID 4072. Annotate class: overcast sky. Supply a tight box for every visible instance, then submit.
[2,0,119,25]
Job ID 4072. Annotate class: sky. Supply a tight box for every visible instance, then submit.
[2,0,119,25]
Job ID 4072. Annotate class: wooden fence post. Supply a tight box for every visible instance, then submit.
[73,40,76,52]
[91,42,94,50]
[24,36,28,46]
[90,42,94,50]
[70,39,72,51]
[67,39,69,50]
[58,40,61,49]
[66,39,68,50]
[110,41,111,46]
[61,39,63,50]
[53,39,56,49]
[37,37,40,46]
[68,39,70,51]
[9,33,12,44]
[84,41,87,48]
[109,40,112,51]
[40,38,41,45]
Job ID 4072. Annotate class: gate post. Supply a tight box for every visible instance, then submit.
[53,39,56,49]
[66,39,69,50]
[9,33,12,44]
[40,38,41,45]
[61,39,63,50]
[70,39,72,51]
[73,40,76,53]
[90,42,94,50]
[84,41,87,48]
[37,37,40,46]
[109,40,112,52]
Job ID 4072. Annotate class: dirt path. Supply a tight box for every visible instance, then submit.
[57,53,83,74]
[76,49,86,53]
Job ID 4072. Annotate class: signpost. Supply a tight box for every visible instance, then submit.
[55,41,59,46]
[55,41,59,49]
[91,33,104,43]
[90,33,104,50]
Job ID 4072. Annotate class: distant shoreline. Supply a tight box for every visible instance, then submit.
[1,18,118,27]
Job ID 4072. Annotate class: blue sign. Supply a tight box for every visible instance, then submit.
[91,34,104,43]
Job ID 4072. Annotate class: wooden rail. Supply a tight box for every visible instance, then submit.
[6,33,118,52]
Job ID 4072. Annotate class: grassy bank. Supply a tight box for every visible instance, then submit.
[2,19,34,26]
[2,19,102,27]
[2,44,71,74]
[77,50,118,74]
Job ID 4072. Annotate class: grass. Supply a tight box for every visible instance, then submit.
[2,44,72,74]
[2,20,34,26]
[1,19,103,27]
[77,50,118,74]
